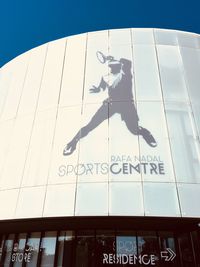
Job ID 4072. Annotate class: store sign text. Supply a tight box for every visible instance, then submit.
[10,243,35,263]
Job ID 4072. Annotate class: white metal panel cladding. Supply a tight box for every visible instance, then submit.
[0,29,200,219]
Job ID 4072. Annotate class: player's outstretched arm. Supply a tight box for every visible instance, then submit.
[89,77,107,93]
[89,85,101,93]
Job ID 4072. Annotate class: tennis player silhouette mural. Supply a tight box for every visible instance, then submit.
[63,51,157,156]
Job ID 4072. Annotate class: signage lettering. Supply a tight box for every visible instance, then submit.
[102,253,156,265]
[11,252,31,263]
[102,248,176,265]
[10,243,35,263]
[58,161,165,177]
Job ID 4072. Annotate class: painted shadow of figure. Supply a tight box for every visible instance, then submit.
[63,51,157,156]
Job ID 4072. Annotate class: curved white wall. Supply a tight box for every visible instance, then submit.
[0,28,200,220]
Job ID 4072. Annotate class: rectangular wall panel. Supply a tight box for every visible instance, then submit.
[133,45,162,101]
[22,109,57,187]
[108,44,136,101]
[0,189,19,219]
[180,47,200,136]
[0,115,34,189]
[43,184,76,217]
[178,32,200,49]
[154,29,178,46]
[0,120,14,181]
[17,44,48,116]
[165,102,200,183]
[1,52,30,121]
[0,67,12,118]
[132,28,155,45]
[137,101,175,182]
[87,30,108,48]
[15,186,46,219]
[83,31,109,104]
[109,29,132,46]
[78,103,109,183]
[178,183,200,217]
[48,106,82,185]
[107,43,141,182]
[75,182,108,216]
[37,38,66,112]
[109,182,144,216]
[59,34,87,107]
[157,45,189,102]
[109,101,141,182]
[143,183,180,217]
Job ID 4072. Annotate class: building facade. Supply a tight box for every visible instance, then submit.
[0,28,200,266]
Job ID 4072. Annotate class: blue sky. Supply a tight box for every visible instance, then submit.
[0,0,200,66]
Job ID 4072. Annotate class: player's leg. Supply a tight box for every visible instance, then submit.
[137,126,157,147]
[121,102,157,147]
[63,102,110,155]
[119,101,139,134]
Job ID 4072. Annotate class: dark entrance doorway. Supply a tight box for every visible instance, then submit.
[0,217,200,267]
[75,230,176,266]
[74,230,200,267]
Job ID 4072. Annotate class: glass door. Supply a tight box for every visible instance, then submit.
[115,231,137,266]
[75,230,95,267]
[159,231,178,267]
[114,231,178,267]
[177,232,196,267]
[95,231,115,267]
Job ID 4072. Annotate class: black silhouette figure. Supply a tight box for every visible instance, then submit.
[63,52,157,156]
